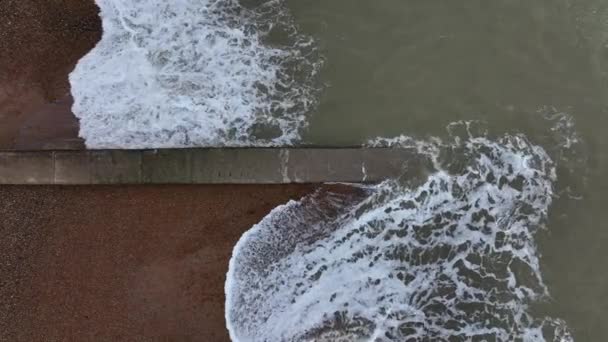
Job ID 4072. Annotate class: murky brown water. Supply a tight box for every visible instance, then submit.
[285,0,608,339]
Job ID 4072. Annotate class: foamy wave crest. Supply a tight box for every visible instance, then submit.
[70,0,321,148]
[226,124,573,341]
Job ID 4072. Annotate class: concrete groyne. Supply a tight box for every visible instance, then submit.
[0,148,421,184]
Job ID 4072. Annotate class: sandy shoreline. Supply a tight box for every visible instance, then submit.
[0,0,100,149]
[0,184,348,341]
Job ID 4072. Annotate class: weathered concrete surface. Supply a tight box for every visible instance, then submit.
[142,149,191,184]
[0,152,54,184]
[191,149,287,184]
[0,148,422,184]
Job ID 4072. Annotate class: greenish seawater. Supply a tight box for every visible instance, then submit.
[286,1,608,339]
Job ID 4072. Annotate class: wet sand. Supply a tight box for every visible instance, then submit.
[0,184,338,341]
[0,0,100,149]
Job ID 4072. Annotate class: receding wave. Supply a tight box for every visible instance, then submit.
[70,0,321,148]
[225,123,573,341]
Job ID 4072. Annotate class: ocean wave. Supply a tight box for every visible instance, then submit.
[70,0,321,148]
[225,123,573,341]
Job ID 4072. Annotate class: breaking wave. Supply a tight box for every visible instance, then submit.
[70,0,321,148]
[225,123,573,341]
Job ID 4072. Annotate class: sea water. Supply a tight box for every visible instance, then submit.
[70,0,322,148]
[225,122,575,341]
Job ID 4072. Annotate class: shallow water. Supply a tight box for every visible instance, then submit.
[294,0,606,144]
[71,0,608,340]
[227,130,576,341]
[286,1,608,339]
[233,1,608,340]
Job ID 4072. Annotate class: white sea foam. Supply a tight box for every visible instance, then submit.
[226,123,573,341]
[70,0,321,148]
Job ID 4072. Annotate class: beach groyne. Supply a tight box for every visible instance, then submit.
[0,148,422,185]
